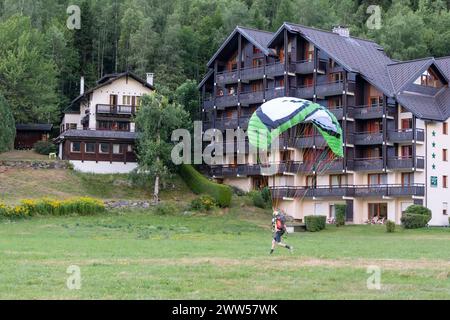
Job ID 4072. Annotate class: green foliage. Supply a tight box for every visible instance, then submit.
[33,141,57,155]
[135,93,189,200]
[401,205,432,229]
[0,94,15,153]
[0,197,105,219]
[153,202,180,216]
[190,195,217,211]
[178,164,232,207]
[304,215,326,232]
[335,204,346,227]
[249,191,266,209]
[386,220,396,233]
[174,80,200,121]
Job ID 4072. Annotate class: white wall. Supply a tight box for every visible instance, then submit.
[425,120,450,226]
[70,160,138,174]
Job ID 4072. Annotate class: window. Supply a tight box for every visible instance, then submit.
[314,203,323,216]
[401,118,412,130]
[99,143,110,154]
[253,46,261,54]
[443,149,448,162]
[251,81,263,92]
[252,58,263,68]
[122,95,131,105]
[71,142,81,153]
[330,72,343,82]
[305,42,314,61]
[85,142,95,153]
[69,123,77,130]
[369,96,383,107]
[113,144,122,154]
[304,77,314,87]
[109,94,118,106]
[443,175,448,188]
[306,175,316,187]
[401,145,412,158]
[118,122,130,131]
[443,122,448,135]
[443,202,448,216]
[415,69,443,88]
[135,96,141,107]
[401,172,413,186]
[329,204,336,218]
[127,145,133,152]
[368,173,387,185]
[328,97,342,109]
[330,174,343,187]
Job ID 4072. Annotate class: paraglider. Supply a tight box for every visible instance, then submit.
[247,97,343,157]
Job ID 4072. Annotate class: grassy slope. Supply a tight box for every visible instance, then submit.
[0,168,193,205]
[0,150,50,161]
[0,198,450,299]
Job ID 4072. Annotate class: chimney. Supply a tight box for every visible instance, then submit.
[146,73,154,86]
[332,25,350,37]
[80,76,85,95]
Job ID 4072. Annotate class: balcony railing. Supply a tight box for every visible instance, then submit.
[353,131,383,145]
[216,69,238,84]
[265,87,286,100]
[240,90,264,106]
[96,104,136,115]
[202,99,214,110]
[328,106,344,120]
[210,164,262,177]
[203,116,251,131]
[352,104,395,119]
[387,156,425,170]
[270,183,425,199]
[288,134,327,149]
[353,157,383,171]
[388,128,425,143]
[215,94,238,109]
[241,66,264,82]
[266,62,284,78]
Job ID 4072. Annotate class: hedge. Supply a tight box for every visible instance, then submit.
[400,205,431,229]
[0,197,105,219]
[178,164,232,207]
[335,204,346,226]
[304,215,326,232]
[0,94,15,153]
[386,220,396,233]
[34,140,57,155]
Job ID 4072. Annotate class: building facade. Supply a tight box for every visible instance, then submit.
[56,72,154,173]
[199,23,450,226]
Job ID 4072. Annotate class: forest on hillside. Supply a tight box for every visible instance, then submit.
[0,0,450,125]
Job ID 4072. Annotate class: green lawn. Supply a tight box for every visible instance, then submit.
[1,200,450,299]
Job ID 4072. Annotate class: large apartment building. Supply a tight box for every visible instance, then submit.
[55,71,154,173]
[199,23,450,226]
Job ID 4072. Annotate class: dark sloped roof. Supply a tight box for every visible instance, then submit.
[396,93,444,121]
[387,58,434,93]
[206,26,274,68]
[16,124,53,131]
[56,129,137,141]
[197,69,214,90]
[436,56,450,77]
[280,22,395,96]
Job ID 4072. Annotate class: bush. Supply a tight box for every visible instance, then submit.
[153,202,179,215]
[0,197,105,219]
[335,204,346,227]
[386,220,396,233]
[190,195,217,211]
[249,191,266,209]
[178,164,232,207]
[400,205,431,229]
[261,187,272,205]
[34,140,57,155]
[0,94,15,153]
[448,217,450,226]
[304,215,326,232]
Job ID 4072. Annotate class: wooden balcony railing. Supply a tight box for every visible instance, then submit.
[96,104,136,115]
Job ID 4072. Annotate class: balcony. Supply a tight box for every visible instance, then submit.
[96,104,136,115]
[216,69,238,84]
[288,135,327,149]
[354,184,425,197]
[328,106,344,120]
[241,66,264,82]
[240,90,264,106]
[203,98,214,111]
[353,131,383,145]
[270,183,425,199]
[388,128,424,143]
[387,156,425,170]
[215,94,238,109]
[265,87,286,101]
[294,59,314,74]
[266,62,284,78]
[353,157,383,171]
[316,80,345,97]
[210,164,262,177]
[352,104,395,119]
[295,85,314,99]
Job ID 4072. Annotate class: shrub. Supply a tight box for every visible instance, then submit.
[448,217,450,226]
[178,164,232,207]
[261,187,272,205]
[400,205,431,229]
[153,202,179,215]
[34,140,57,155]
[304,215,326,232]
[248,191,266,209]
[190,195,217,211]
[335,204,346,227]
[0,197,105,219]
[386,220,396,233]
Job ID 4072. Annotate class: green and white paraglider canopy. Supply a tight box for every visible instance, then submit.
[247,97,343,157]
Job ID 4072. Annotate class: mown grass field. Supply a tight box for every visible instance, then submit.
[1,201,450,299]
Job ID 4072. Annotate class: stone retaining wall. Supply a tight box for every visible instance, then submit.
[0,160,71,170]
[104,200,154,210]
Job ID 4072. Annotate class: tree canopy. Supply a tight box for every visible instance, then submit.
[0,94,15,153]
[0,0,450,125]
